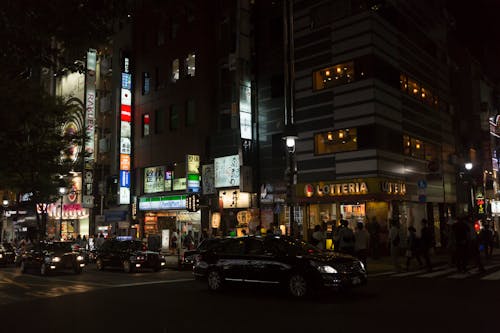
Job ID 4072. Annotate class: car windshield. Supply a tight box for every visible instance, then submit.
[45,242,73,252]
[282,238,322,256]
[127,241,147,251]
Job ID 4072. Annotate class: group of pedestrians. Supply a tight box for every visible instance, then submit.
[389,218,433,273]
[311,218,370,269]
[449,217,493,273]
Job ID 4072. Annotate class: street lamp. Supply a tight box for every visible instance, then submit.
[58,186,66,240]
[1,197,9,242]
[283,124,298,237]
[465,162,473,171]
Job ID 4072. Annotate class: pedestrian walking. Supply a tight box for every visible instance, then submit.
[354,222,370,269]
[366,217,381,259]
[452,217,469,273]
[389,219,402,272]
[419,219,433,272]
[479,224,494,260]
[338,220,355,255]
[405,226,422,271]
[467,219,485,272]
[311,225,325,249]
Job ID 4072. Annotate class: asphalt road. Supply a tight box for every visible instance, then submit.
[0,262,499,333]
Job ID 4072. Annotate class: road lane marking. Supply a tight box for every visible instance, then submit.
[482,270,500,280]
[113,278,194,288]
[368,271,396,277]
[419,268,457,278]
[1,277,31,290]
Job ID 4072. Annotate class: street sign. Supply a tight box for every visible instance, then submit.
[186,193,200,212]
[417,180,427,189]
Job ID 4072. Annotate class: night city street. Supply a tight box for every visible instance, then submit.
[1,258,500,333]
[2,1,500,332]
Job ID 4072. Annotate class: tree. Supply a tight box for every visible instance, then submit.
[0,78,84,239]
[0,0,127,239]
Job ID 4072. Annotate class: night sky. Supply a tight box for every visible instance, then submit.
[446,0,500,78]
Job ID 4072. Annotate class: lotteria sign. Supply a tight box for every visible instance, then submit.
[302,179,406,198]
[119,55,132,205]
[304,182,368,197]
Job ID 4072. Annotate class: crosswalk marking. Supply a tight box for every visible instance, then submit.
[371,261,500,280]
[482,269,500,280]
[419,268,457,278]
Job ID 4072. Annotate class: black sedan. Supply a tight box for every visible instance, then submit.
[19,241,86,275]
[193,236,367,297]
[181,238,221,269]
[95,239,166,273]
[0,242,16,266]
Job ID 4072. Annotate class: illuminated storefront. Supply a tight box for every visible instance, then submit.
[296,178,412,239]
[46,173,89,240]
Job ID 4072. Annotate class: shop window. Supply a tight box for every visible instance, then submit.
[169,105,179,131]
[186,53,196,77]
[314,128,357,155]
[172,59,179,82]
[142,113,150,137]
[313,61,354,90]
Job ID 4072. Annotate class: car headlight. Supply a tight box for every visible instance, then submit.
[0,253,3,259]
[52,256,61,263]
[135,256,145,261]
[311,261,337,274]
[358,261,365,271]
[76,255,84,261]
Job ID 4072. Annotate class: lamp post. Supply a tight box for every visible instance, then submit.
[283,125,298,238]
[58,186,66,240]
[1,197,9,242]
[463,162,475,218]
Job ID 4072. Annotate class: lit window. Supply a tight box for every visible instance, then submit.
[400,74,408,92]
[142,114,150,136]
[186,53,195,77]
[315,128,357,155]
[142,72,150,95]
[172,59,179,82]
[313,61,354,90]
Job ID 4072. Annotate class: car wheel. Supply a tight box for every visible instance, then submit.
[123,260,133,273]
[96,258,104,271]
[288,273,308,298]
[207,270,224,292]
[153,263,161,272]
[40,263,48,276]
[20,261,26,274]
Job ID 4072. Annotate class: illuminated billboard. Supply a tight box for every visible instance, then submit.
[119,56,132,205]
[214,155,240,188]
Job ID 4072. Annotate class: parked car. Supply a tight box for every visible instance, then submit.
[194,236,367,297]
[19,241,86,275]
[95,239,166,273]
[0,242,16,266]
[181,238,222,269]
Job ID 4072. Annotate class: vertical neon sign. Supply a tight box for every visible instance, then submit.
[119,56,132,204]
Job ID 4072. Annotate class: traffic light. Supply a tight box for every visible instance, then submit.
[186,193,200,212]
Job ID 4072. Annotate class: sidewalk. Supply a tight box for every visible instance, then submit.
[366,247,500,274]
